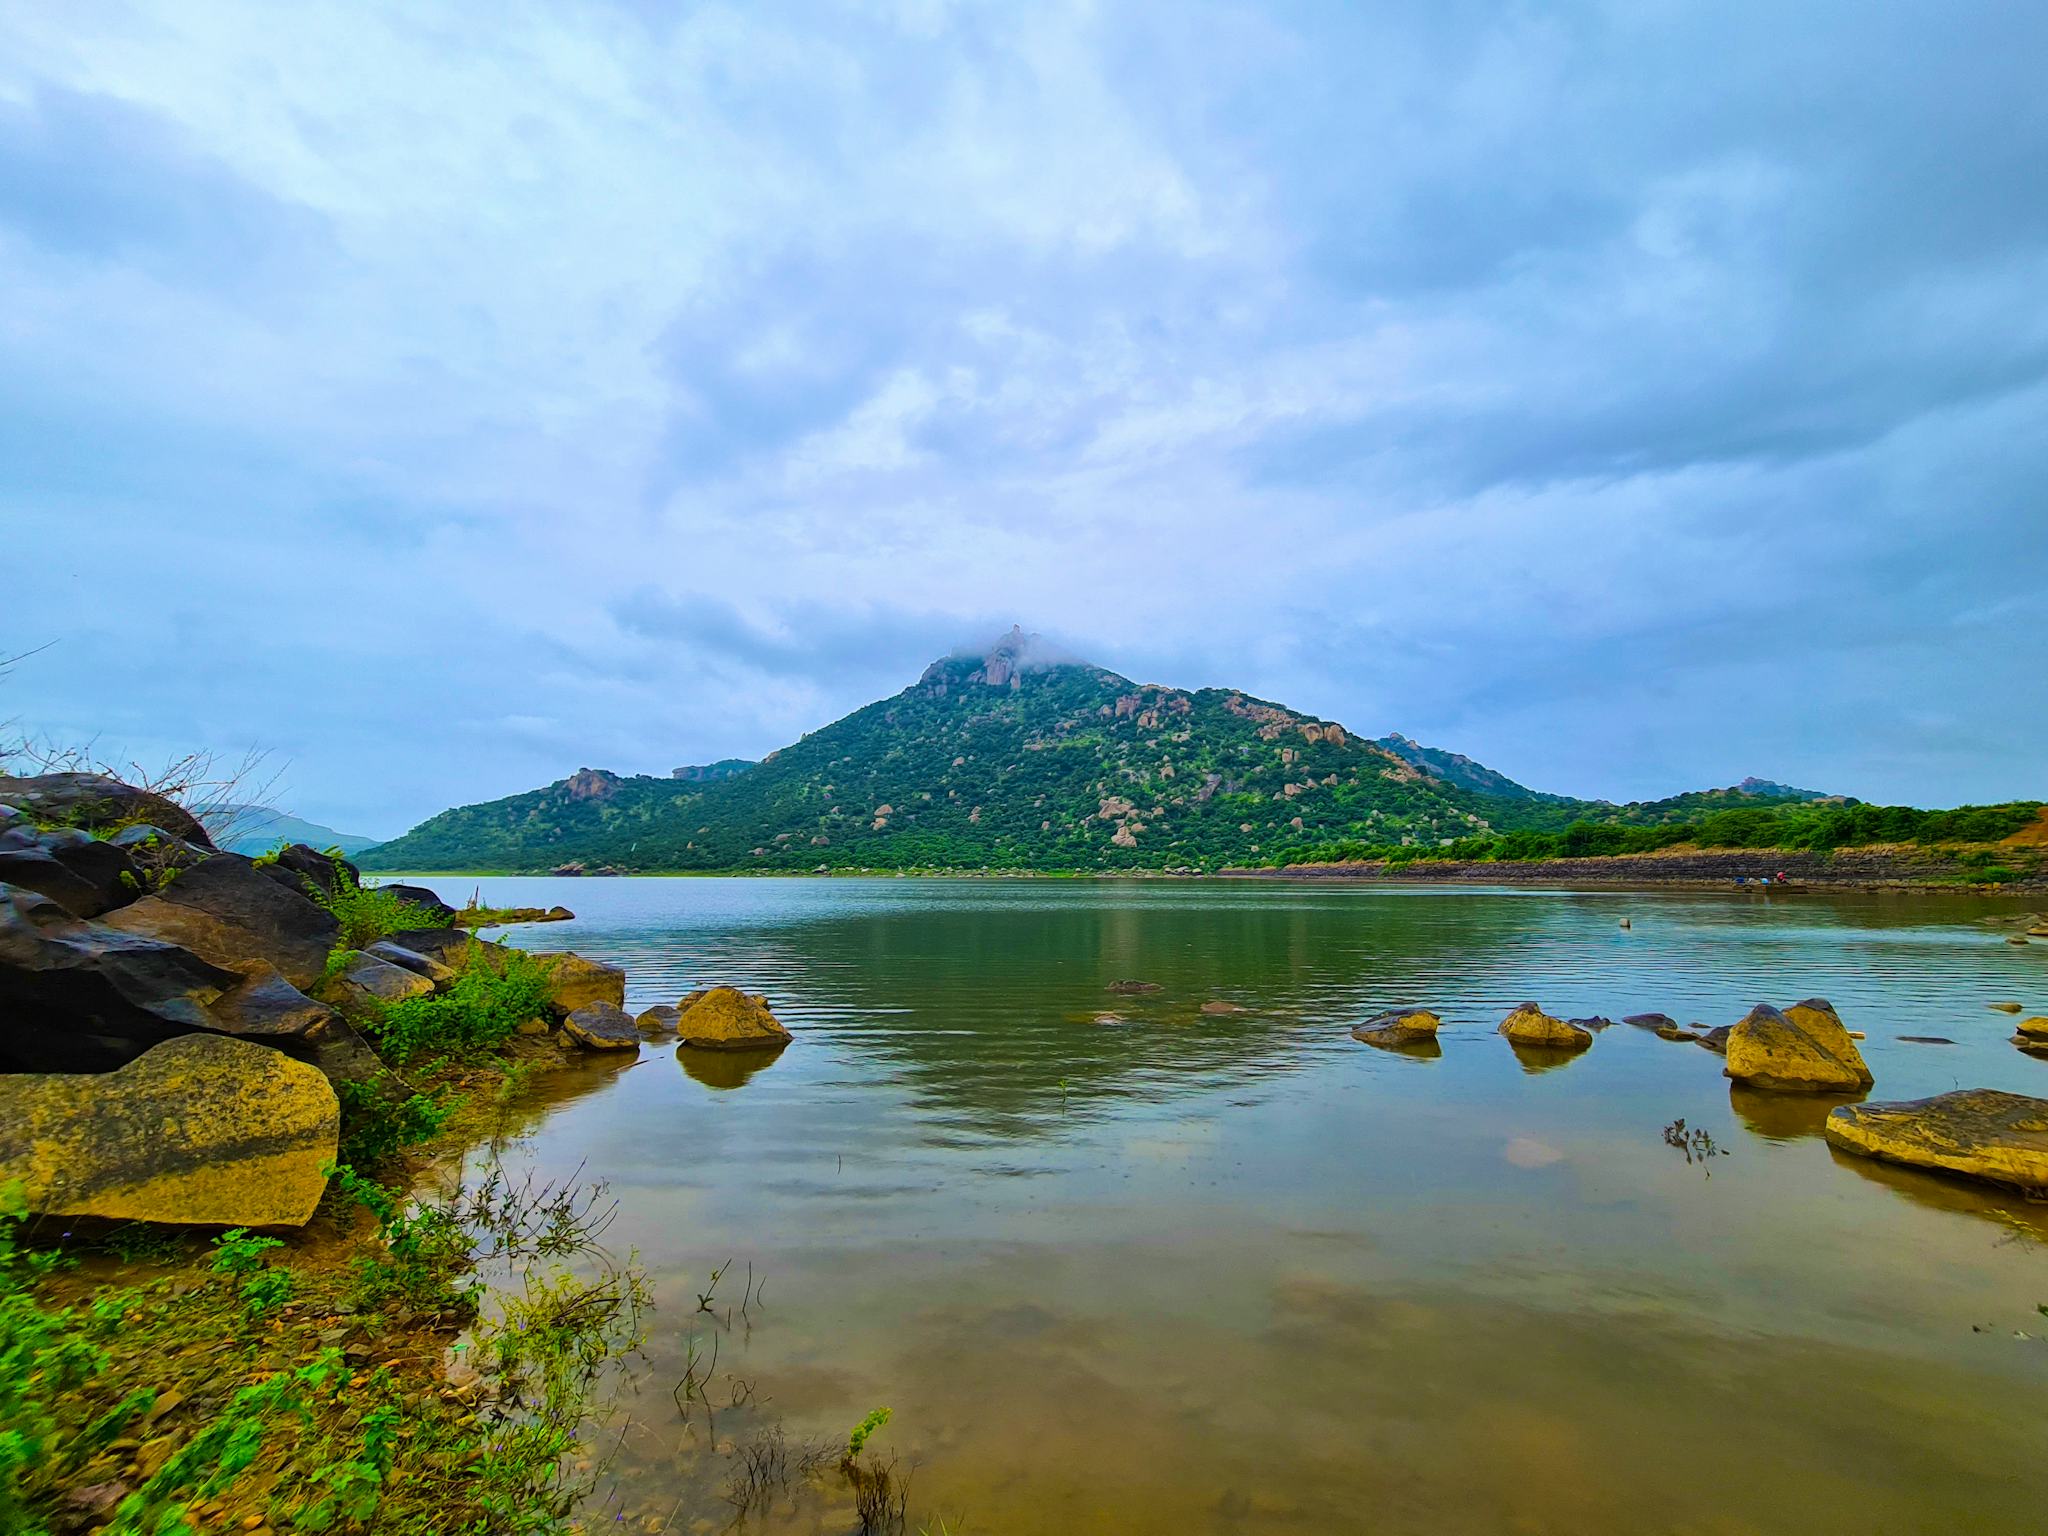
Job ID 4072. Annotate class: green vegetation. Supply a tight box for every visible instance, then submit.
[309,865,447,949]
[361,946,557,1064]
[1276,799,2043,869]
[357,643,2041,878]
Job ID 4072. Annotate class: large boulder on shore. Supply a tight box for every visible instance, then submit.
[1824,1090,2048,1193]
[1723,999,1872,1093]
[676,986,793,1050]
[101,853,339,990]
[0,830,140,918]
[0,772,215,850]
[383,927,486,968]
[256,842,359,901]
[369,881,457,925]
[1352,1007,1441,1047]
[562,1001,640,1051]
[364,939,458,986]
[319,950,434,1014]
[1498,1003,1592,1051]
[0,1033,338,1226]
[208,961,336,1041]
[0,884,241,1072]
[537,952,626,1017]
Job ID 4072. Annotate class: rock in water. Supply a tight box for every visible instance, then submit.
[1352,1007,1442,1047]
[1723,999,1873,1093]
[535,952,627,1016]
[675,986,793,1050]
[102,853,340,990]
[1824,1090,2048,1193]
[1696,1024,1734,1054]
[1989,1001,2023,1014]
[635,1004,682,1037]
[0,1034,338,1225]
[563,1002,640,1051]
[1624,1013,1679,1032]
[1107,979,1162,995]
[1498,1003,1593,1052]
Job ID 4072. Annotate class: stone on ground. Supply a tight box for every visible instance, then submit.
[0,1033,338,1225]
[319,950,434,1013]
[364,939,458,986]
[563,1001,640,1051]
[208,961,336,1040]
[1723,999,1872,1093]
[1498,1003,1592,1051]
[1824,1089,2048,1193]
[1353,1007,1441,1046]
[676,986,793,1050]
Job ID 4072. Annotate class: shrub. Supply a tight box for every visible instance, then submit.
[364,946,557,1064]
[306,857,444,949]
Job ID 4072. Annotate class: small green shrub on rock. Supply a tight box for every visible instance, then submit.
[365,946,557,1064]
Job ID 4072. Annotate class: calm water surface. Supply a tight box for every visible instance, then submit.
[410,876,2048,1534]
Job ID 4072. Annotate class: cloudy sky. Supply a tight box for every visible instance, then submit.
[5,1,2044,836]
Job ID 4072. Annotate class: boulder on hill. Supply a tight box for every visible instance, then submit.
[1723,999,1872,1093]
[676,986,793,1050]
[0,772,215,850]
[0,883,241,1072]
[1352,1007,1441,1047]
[1498,1003,1593,1051]
[1824,1089,2048,1193]
[0,1033,338,1226]
[562,1001,640,1051]
[101,853,339,990]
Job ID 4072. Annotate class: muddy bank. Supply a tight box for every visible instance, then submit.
[1230,845,2048,891]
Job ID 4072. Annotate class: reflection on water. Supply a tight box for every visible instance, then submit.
[677,1044,787,1091]
[425,877,2048,1533]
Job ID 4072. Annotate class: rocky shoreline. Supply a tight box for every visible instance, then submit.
[1238,843,2048,891]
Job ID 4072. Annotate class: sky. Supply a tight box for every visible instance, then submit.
[4,0,2045,837]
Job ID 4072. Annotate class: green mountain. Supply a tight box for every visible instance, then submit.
[214,806,382,857]
[362,629,1515,872]
[363,629,1922,874]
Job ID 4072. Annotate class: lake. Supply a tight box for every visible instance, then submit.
[407,876,2048,1534]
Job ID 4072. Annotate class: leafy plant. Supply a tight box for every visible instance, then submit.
[362,945,556,1063]
[309,857,444,949]
[847,1405,893,1461]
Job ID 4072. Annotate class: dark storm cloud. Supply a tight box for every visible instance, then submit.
[3,0,2043,831]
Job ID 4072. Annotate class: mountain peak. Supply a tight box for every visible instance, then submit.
[918,626,1091,692]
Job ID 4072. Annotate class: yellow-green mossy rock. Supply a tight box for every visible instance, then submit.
[676,986,793,1050]
[1498,1002,1592,1051]
[537,952,626,1017]
[2015,1017,2048,1041]
[1824,1089,2048,1193]
[635,1004,682,1037]
[0,1034,338,1226]
[1724,999,1872,1093]
[1353,1008,1441,1046]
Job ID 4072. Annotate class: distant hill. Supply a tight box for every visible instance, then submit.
[358,629,1878,874]
[213,806,382,857]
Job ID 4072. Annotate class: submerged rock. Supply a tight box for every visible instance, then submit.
[0,1034,337,1225]
[1696,1025,1733,1054]
[1498,1003,1592,1052]
[1897,1035,1957,1046]
[1352,1007,1442,1047]
[675,986,793,1050]
[1107,979,1162,995]
[1723,999,1872,1093]
[1990,1001,2024,1014]
[536,952,626,1016]
[1568,1016,1618,1033]
[1200,1000,1246,1015]
[1824,1089,2048,1194]
[562,1001,640,1051]
[1655,1023,1702,1042]
[1624,1013,1679,1032]
[102,853,339,990]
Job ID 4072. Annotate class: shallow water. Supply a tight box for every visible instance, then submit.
[415,876,2048,1534]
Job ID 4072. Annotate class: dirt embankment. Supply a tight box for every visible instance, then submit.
[1234,845,2048,891]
